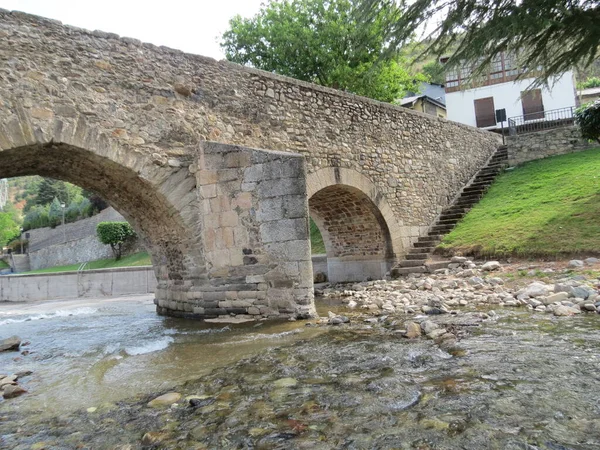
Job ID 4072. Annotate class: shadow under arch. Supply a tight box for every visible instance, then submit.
[306,167,402,282]
[0,132,205,313]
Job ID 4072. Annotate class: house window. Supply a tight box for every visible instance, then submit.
[521,89,544,119]
[424,102,437,116]
[474,97,496,128]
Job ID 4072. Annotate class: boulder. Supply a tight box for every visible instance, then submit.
[520,282,549,298]
[420,320,439,335]
[2,384,27,399]
[314,272,328,283]
[404,321,422,339]
[451,256,467,264]
[553,305,579,317]
[481,261,501,271]
[543,292,569,305]
[584,257,599,265]
[148,392,181,407]
[568,260,584,268]
[0,336,21,352]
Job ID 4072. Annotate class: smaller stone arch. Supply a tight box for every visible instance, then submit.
[307,167,403,282]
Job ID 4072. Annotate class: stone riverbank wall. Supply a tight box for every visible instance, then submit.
[507,126,597,166]
[26,207,141,270]
[0,266,156,302]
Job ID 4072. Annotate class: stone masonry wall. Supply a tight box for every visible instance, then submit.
[26,207,141,270]
[507,126,597,166]
[154,141,315,319]
[0,10,501,262]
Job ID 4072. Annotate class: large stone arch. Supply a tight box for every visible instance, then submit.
[0,106,206,310]
[0,106,316,319]
[306,167,403,282]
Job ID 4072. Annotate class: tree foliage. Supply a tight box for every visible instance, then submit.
[96,222,136,260]
[0,212,20,247]
[221,0,424,102]
[578,77,600,89]
[575,100,600,144]
[362,0,600,86]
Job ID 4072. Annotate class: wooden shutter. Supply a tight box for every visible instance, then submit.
[474,97,496,128]
[521,89,544,119]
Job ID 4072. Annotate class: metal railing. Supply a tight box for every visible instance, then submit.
[508,106,575,136]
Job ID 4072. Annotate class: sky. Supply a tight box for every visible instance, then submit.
[0,0,265,59]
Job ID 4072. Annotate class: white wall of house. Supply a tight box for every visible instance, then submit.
[446,71,577,129]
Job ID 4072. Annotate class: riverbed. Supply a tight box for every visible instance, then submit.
[1,294,599,449]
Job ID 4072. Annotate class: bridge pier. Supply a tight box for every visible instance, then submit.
[154,142,316,320]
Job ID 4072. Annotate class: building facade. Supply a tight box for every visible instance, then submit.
[443,54,577,130]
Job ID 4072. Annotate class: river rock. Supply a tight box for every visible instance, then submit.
[543,292,569,305]
[141,432,170,446]
[314,272,327,283]
[420,320,439,334]
[481,261,501,271]
[572,286,593,300]
[404,321,422,338]
[148,392,181,407]
[451,256,467,264]
[553,305,579,316]
[568,260,584,268]
[0,336,21,352]
[521,282,549,298]
[2,384,27,399]
[585,257,599,265]
[582,303,597,312]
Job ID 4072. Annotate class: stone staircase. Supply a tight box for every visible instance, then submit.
[391,145,508,277]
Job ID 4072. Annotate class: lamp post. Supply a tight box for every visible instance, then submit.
[19,227,23,254]
[61,203,66,243]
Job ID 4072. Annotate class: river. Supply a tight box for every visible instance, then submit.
[1,294,599,449]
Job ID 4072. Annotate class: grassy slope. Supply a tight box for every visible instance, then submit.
[0,259,9,269]
[438,148,600,257]
[23,252,152,274]
[310,218,326,254]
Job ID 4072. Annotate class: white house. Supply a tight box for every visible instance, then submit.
[443,53,577,130]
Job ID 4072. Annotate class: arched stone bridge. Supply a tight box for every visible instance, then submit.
[0,10,501,320]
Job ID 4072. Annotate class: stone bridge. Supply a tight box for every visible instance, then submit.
[0,10,501,319]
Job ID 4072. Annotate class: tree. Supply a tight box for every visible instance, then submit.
[575,100,600,144]
[361,0,600,86]
[221,0,424,102]
[0,212,20,247]
[96,222,136,261]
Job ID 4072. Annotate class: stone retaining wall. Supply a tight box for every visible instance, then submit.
[0,266,156,302]
[507,126,597,166]
[26,207,144,270]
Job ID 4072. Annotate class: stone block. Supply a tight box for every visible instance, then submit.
[260,218,306,243]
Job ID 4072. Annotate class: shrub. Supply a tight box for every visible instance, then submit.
[96,222,136,260]
[575,100,600,144]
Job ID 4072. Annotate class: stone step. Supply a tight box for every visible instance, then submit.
[439,213,464,222]
[411,244,435,252]
[406,252,429,259]
[438,218,460,226]
[463,186,488,194]
[420,233,442,240]
[457,194,482,202]
[391,266,427,277]
[426,261,451,271]
[399,259,427,267]
[443,207,467,215]
[414,240,437,248]
[473,175,497,182]
[430,224,454,233]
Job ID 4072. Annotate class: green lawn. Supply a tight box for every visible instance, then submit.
[23,252,152,274]
[438,147,600,257]
[310,218,326,254]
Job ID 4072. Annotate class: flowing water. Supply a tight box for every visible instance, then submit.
[1,295,599,449]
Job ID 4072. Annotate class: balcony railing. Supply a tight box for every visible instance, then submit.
[508,106,575,135]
